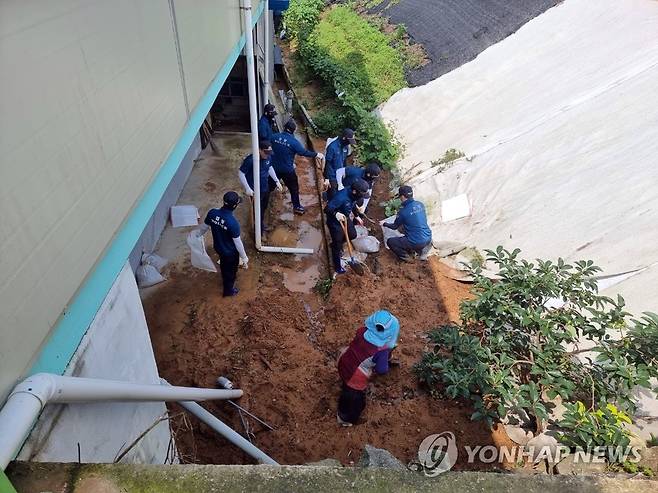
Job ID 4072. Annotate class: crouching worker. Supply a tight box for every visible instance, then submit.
[336,310,400,426]
[324,178,370,275]
[200,191,249,297]
[383,185,432,262]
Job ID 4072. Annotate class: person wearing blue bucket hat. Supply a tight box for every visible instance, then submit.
[336,310,400,426]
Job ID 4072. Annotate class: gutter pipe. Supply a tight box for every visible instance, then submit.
[0,373,242,470]
[242,0,313,255]
[162,380,277,465]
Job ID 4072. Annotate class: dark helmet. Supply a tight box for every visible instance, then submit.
[364,163,381,180]
[223,191,242,209]
[264,103,277,118]
[284,119,297,133]
[350,178,370,199]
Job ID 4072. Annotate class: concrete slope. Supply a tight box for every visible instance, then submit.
[378,0,658,316]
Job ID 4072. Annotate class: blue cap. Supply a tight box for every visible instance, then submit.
[364,310,400,347]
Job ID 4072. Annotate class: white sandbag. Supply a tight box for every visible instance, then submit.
[380,215,403,250]
[352,235,380,253]
[136,263,166,288]
[141,252,168,271]
[187,229,217,272]
[355,225,369,237]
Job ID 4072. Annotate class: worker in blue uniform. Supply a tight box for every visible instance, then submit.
[338,162,381,194]
[324,179,370,275]
[199,191,249,297]
[383,185,433,262]
[271,119,324,215]
[258,103,277,142]
[238,140,283,233]
[323,128,355,199]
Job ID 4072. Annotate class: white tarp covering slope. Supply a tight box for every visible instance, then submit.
[379,0,658,315]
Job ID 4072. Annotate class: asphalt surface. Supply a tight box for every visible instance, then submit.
[369,0,561,86]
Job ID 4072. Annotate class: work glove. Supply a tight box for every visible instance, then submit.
[275,181,283,192]
[244,187,254,197]
[355,216,364,226]
[316,152,325,161]
[383,222,395,229]
[239,256,249,269]
[356,203,366,214]
[322,179,330,191]
[335,212,347,223]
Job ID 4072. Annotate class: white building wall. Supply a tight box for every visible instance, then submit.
[18,262,172,464]
[0,1,187,398]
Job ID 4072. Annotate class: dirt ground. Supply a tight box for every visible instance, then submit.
[141,118,503,468]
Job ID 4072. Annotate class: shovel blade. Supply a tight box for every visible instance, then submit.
[349,259,365,276]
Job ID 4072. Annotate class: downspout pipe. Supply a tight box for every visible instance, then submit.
[0,373,242,470]
[162,380,278,465]
[264,0,270,104]
[242,0,313,255]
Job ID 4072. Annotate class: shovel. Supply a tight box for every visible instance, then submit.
[339,218,366,276]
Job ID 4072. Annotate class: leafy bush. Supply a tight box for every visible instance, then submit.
[415,247,658,432]
[283,0,325,46]
[312,106,348,135]
[431,148,465,172]
[296,5,403,169]
[384,197,401,217]
[558,401,632,453]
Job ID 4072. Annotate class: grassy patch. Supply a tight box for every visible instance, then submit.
[430,148,466,172]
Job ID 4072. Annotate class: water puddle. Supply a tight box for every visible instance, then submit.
[268,221,323,251]
[284,263,321,293]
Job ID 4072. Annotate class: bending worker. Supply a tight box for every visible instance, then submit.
[325,179,370,275]
[258,103,277,142]
[383,185,432,262]
[238,140,283,233]
[336,162,381,210]
[200,191,249,297]
[271,119,324,215]
[337,310,400,426]
[323,128,356,199]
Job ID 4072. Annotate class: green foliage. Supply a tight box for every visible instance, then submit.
[558,401,632,453]
[414,247,658,434]
[312,106,348,136]
[298,5,404,169]
[283,0,325,46]
[613,461,655,477]
[384,197,401,217]
[431,148,465,172]
[314,277,334,300]
[648,433,658,448]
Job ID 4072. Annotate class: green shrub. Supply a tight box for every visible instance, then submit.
[283,0,325,45]
[558,401,633,454]
[414,247,658,431]
[312,106,348,136]
[384,197,401,217]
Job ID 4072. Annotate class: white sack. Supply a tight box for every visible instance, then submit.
[380,215,403,250]
[187,230,217,272]
[352,236,380,253]
[141,252,168,271]
[136,264,166,288]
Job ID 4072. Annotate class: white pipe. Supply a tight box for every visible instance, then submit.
[242,0,313,256]
[0,373,242,469]
[264,0,270,104]
[162,381,277,465]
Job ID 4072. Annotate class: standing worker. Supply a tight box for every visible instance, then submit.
[200,191,249,297]
[383,185,432,262]
[323,128,356,199]
[271,119,324,215]
[238,140,283,233]
[258,103,277,142]
[324,179,370,275]
[337,310,400,426]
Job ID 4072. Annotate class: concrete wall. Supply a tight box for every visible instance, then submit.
[17,263,172,464]
[129,134,202,272]
[0,0,264,402]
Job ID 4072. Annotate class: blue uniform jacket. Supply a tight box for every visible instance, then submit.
[324,138,349,180]
[271,132,317,174]
[204,207,240,257]
[258,115,274,142]
[325,188,362,220]
[239,154,272,192]
[392,199,432,246]
[342,166,367,189]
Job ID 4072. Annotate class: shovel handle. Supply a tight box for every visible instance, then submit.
[339,218,355,258]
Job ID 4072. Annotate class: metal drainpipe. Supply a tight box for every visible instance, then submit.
[162,380,277,465]
[242,0,313,255]
[0,373,243,470]
[264,0,270,105]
